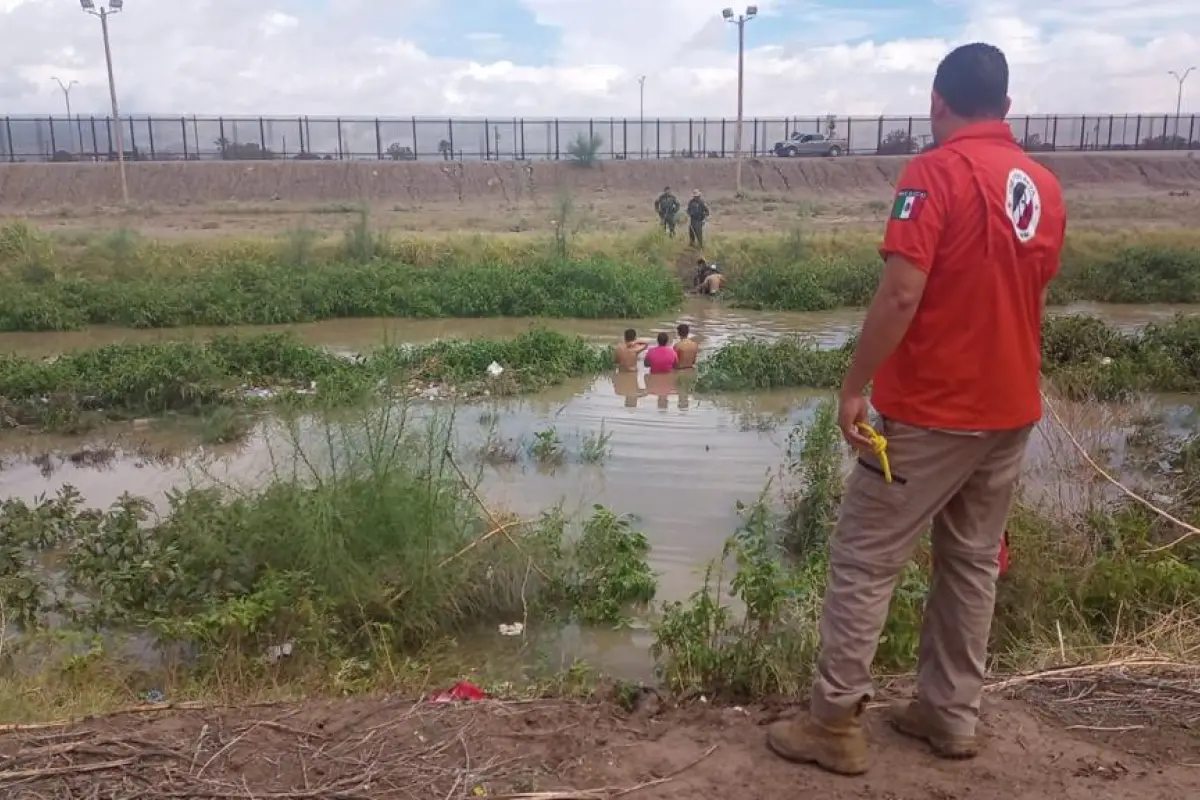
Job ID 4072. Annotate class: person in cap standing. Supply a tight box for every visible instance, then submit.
[766,42,1067,776]
[686,189,709,249]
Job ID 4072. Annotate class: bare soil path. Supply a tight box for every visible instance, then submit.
[2,688,1195,799]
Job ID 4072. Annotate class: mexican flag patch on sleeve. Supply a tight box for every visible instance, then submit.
[890,189,928,221]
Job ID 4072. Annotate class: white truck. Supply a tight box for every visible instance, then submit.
[772,132,847,157]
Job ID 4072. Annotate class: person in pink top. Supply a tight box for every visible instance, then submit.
[644,332,678,374]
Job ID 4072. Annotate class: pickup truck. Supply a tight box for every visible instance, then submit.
[772,132,847,157]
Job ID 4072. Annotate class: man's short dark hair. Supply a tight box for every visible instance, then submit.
[677,323,690,338]
[624,328,637,342]
[933,43,1008,119]
[656,332,669,346]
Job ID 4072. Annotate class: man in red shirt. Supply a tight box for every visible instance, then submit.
[767,43,1066,775]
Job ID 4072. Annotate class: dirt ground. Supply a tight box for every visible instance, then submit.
[2,152,1199,239]
[2,669,1197,800]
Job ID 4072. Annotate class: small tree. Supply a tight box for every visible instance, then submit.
[215,137,275,160]
[1141,133,1191,150]
[824,114,838,139]
[385,143,417,161]
[876,128,916,155]
[438,139,453,160]
[566,132,604,166]
[1021,133,1054,152]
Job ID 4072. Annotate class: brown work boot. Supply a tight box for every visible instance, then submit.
[889,699,978,759]
[766,713,868,776]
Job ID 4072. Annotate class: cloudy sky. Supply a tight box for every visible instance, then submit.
[1,0,1198,119]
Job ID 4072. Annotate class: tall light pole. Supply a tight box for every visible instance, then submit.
[52,77,80,153]
[638,75,646,158]
[80,0,128,204]
[723,6,757,195]
[1170,67,1196,142]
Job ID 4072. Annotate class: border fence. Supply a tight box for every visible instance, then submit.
[1,113,1197,163]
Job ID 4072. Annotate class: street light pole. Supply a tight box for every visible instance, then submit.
[1169,67,1196,143]
[723,6,757,195]
[80,0,128,204]
[638,75,646,158]
[52,77,80,153]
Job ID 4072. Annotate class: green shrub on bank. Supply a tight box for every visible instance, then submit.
[0,409,658,664]
[1053,244,1200,304]
[0,256,683,332]
[695,336,853,392]
[0,329,611,430]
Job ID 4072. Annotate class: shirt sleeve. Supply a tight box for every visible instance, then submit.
[879,156,950,274]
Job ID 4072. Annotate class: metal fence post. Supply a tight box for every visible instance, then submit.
[411,116,419,160]
[845,117,852,154]
[721,120,726,158]
[655,118,660,158]
[1079,116,1086,150]
[147,118,156,159]
[3,117,11,162]
[49,117,57,155]
[1190,115,1197,148]
[181,117,189,160]
[336,118,345,159]
[105,116,113,159]
[447,118,455,160]
[622,118,628,159]
[1134,115,1142,149]
[127,117,136,159]
[484,117,491,160]
[687,119,693,156]
[876,116,883,151]
[218,117,226,157]
[554,119,560,160]
[520,118,526,159]
[1050,115,1058,149]
[1107,115,1114,148]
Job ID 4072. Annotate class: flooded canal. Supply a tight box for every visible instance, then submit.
[2,300,1197,680]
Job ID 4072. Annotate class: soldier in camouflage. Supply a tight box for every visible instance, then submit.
[654,187,680,236]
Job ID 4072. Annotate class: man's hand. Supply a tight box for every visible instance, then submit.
[837,389,872,450]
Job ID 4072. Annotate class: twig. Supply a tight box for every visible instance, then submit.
[438,518,531,567]
[0,757,136,783]
[1040,390,1200,552]
[612,743,719,797]
[985,658,1184,693]
[491,744,719,800]
[0,699,288,734]
[1065,724,1145,732]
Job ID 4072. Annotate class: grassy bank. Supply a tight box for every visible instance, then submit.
[3,221,1199,332]
[697,314,1200,398]
[0,406,657,720]
[0,221,682,331]
[0,329,610,431]
[651,400,1200,699]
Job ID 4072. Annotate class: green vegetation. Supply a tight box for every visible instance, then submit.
[0,407,658,719]
[0,329,611,431]
[695,335,852,392]
[705,228,1200,311]
[651,399,1200,700]
[0,221,681,331]
[3,222,1199,333]
[695,315,1200,398]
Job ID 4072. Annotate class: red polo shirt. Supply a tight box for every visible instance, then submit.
[870,122,1067,431]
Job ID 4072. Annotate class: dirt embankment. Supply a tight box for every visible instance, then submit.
[1,152,1198,209]
[0,695,1195,799]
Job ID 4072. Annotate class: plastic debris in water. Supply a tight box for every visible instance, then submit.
[498,622,524,637]
[486,361,504,377]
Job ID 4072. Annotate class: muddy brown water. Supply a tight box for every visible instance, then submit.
[1,300,1197,679]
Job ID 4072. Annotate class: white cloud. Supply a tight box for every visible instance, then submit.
[0,0,1196,122]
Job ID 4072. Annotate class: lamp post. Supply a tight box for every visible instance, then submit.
[723,6,757,195]
[80,0,128,204]
[1169,67,1196,143]
[52,77,80,154]
[638,75,646,158]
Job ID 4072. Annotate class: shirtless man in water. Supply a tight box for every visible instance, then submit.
[674,323,699,369]
[614,328,647,372]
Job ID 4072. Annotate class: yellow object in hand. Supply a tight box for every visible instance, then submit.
[856,422,892,483]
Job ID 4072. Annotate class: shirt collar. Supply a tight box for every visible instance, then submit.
[943,121,1016,145]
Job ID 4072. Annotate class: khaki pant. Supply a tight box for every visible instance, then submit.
[810,417,1033,736]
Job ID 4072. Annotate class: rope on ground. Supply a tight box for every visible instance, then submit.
[1039,389,1200,553]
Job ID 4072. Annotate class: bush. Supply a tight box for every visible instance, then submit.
[696,337,852,392]
[0,408,658,665]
